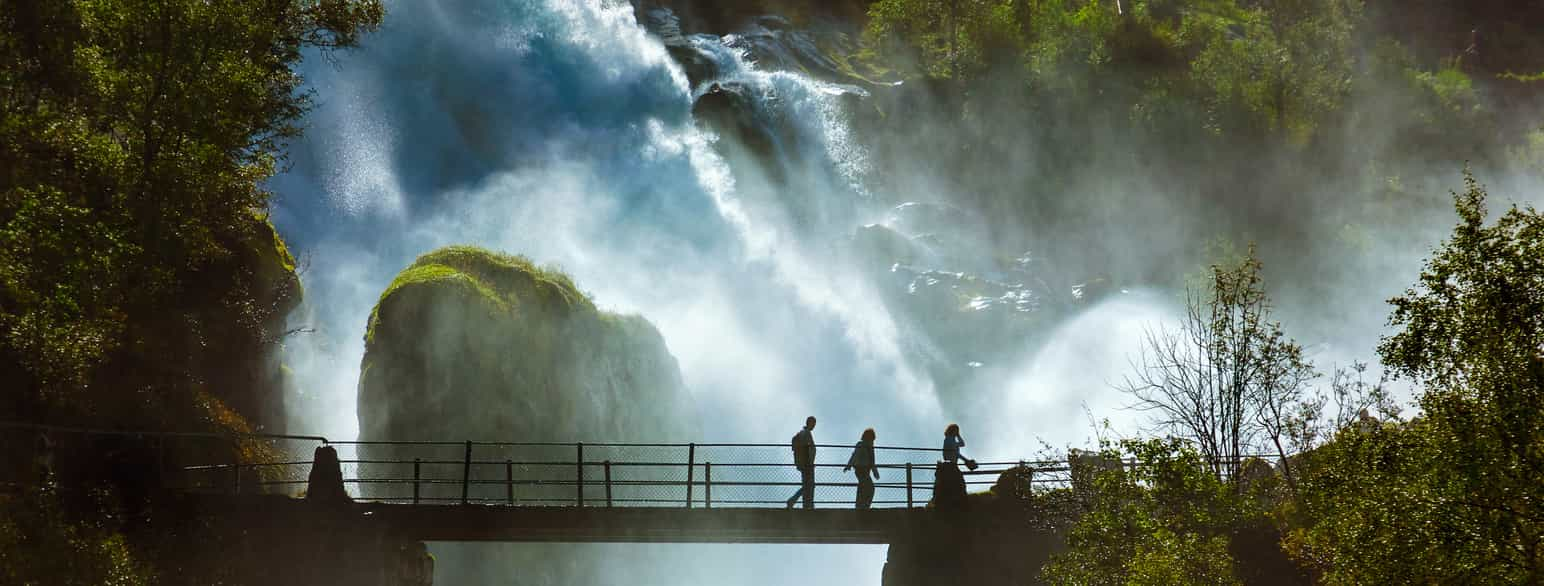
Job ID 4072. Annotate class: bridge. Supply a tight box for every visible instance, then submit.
[5,423,1075,544]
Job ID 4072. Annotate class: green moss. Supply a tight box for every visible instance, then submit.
[255,212,297,274]
[364,245,607,345]
[357,243,696,454]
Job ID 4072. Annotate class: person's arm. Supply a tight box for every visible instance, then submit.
[844,444,856,472]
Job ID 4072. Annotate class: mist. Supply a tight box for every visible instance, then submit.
[264,0,1541,583]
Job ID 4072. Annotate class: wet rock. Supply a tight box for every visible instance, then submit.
[692,81,784,175]
[639,7,720,86]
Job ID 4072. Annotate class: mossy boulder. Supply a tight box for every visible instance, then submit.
[357,246,694,445]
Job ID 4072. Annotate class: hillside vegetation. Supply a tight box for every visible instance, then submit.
[1,1,382,582]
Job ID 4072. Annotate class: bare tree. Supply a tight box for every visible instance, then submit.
[1121,247,1315,484]
[1284,361,1399,455]
[1251,327,1316,487]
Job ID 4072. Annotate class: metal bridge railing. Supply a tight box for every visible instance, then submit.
[1,422,1087,508]
[284,441,1070,508]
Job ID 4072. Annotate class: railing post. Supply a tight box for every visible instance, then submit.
[604,460,613,508]
[576,442,585,508]
[906,462,913,508]
[506,459,515,505]
[1024,460,1033,496]
[686,443,696,508]
[413,458,421,505]
[704,462,712,509]
[461,440,472,505]
[228,438,242,495]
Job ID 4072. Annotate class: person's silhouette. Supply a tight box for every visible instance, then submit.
[943,423,976,469]
[843,428,880,509]
[786,416,817,509]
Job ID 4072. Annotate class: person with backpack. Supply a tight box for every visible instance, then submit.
[843,428,880,509]
[786,416,817,509]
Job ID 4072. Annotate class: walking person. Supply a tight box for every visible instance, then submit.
[786,416,817,509]
[843,428,880,509]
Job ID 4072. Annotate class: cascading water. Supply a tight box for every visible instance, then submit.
[274,0,945,446]
[269,0,1169,582]
[267,0,922,582]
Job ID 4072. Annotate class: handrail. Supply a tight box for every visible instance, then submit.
[10,422,1280,510]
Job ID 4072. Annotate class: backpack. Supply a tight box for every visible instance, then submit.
[790,431,809,465]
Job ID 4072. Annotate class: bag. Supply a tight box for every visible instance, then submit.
[964,458,979,471]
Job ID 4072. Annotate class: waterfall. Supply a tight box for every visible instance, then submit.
[269,0,944,583]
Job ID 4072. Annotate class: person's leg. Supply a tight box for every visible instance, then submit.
[801,466,816,509]
[857,472,874,509]
[853,470,864,509]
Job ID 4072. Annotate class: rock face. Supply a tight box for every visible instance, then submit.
[194,213,303,434]
[358,245,694,445]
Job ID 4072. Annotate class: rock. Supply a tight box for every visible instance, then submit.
[639,7,720,85]
[692,81,786,178]
[304,445,350,503]
[358,246,694,447]
[190,212,303,434]
[853,224,922,266]
[357,245,697,583]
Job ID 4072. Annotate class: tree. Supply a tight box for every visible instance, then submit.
[1043,438,1249,585]
[1121,247,1316,483]
[864,0,1026,79]
[1,0,382,425]
[1377,172,1544,581]
[1289,173,1544,582]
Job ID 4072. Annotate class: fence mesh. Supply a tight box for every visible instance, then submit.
[0,424,1084,509]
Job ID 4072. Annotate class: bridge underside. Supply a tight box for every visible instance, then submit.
[204,496,951,544]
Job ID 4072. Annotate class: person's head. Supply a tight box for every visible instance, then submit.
[862,428,876,442]
[945,423,960,437]
[805,416,817,429]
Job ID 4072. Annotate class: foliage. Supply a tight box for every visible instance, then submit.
[1,0,381,581]
[0,0,381,424]
[864,0,1362,140]
[0,488,150,586]
[1043,438,1253,585]
[853,0,1531,290]
[1288,174,1544,582]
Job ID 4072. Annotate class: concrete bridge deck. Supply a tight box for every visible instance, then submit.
[209,497,957,543]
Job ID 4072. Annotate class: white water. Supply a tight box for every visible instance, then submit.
[268,0,1175,582]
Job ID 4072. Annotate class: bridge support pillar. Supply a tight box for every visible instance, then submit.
[305,445,349,503]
